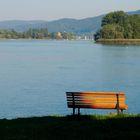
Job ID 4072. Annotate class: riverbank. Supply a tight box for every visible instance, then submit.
[0,114,140,140]
[96,39,140,45]
[0,38,75,41]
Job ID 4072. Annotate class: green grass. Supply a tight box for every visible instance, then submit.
[0,114,140,140]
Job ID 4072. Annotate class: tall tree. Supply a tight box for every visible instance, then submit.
[95,11,140,40]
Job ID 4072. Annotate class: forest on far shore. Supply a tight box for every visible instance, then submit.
[94,11,140,40]
[0,28,76,40]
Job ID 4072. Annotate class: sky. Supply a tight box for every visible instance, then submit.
[0,0,139,21]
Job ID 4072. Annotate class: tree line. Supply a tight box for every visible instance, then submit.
[94,11,140,40]
[0,28,76,40]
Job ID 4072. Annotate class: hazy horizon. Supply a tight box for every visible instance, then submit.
[0,9,139,22]
[0,0,139,21]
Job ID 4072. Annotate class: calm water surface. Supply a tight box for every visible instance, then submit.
[0,40,140,118]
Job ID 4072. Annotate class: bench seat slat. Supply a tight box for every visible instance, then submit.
[68,103,127,110]
[67,98,125,102]
[67,95,125,98]
[66,92,125,96]
[68,104,127,110]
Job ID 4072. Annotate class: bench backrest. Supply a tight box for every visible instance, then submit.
[66,92,128,110]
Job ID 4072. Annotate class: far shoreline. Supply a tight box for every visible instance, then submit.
[96,39,140,45]
[0,38,77,41]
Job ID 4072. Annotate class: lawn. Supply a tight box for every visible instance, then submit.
[0,114,140,140]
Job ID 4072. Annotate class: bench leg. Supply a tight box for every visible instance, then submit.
[117,109,124,115]
[121,109,123,114]
[73,108,75,115]
[117,109,120,115]
[78,108,80,115]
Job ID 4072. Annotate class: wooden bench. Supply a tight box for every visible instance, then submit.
[66,92,128,115]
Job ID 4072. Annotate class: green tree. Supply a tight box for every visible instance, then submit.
[129,15,140,38]
[102,11,128,27]
[95,11,140,40]
[100,24,124,39]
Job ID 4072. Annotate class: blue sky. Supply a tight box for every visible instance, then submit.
[0,0,139,21]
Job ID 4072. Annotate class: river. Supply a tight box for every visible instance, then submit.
[0,40,140,118]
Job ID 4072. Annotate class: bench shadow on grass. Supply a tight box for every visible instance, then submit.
[0,114,140,140]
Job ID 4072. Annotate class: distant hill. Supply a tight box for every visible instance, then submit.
[0,10,139,34]
[0,20,47,32]
[44,15,104,34]
[127,9,140,15]
[0,16,103,34]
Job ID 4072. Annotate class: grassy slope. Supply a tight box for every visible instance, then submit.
[0,114,140,140]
